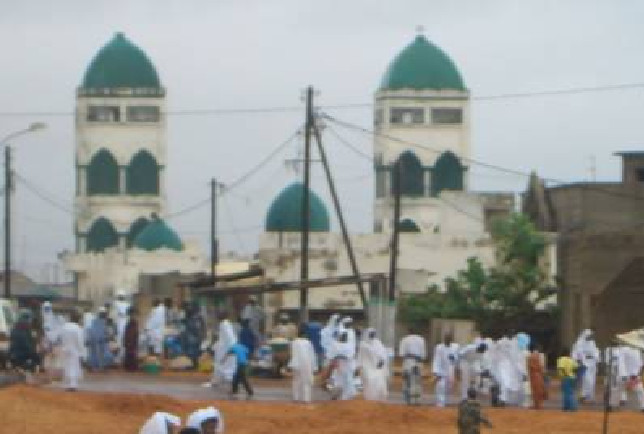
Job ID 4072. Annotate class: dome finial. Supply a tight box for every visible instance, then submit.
[415,25,426,35]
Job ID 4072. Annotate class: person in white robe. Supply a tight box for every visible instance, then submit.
[320,314,340,363]
[432,334,459,407]
[186,407,224,433]
[571,329,600,402]
[399,329,427,404]
[458,340,488,400]
[621,346,644,411]
[328,331,357,400]
[139,412,181,434]
[358,328,388,402]
[145,299,166,356]
[212,312,238,385]
[59,311,86,391]
[288,325,317,403]
[112,290,130,360]
[495,335,524,406]
[604,345,626,408]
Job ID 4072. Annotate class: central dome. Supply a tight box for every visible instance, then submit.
[80,32,162,90]
[380,35,465,91]
[265,183,330,232]
[133,215,183,251]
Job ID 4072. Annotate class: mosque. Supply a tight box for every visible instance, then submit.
[63,32,516,313]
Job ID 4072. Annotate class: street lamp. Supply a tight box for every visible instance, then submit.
[1,122,47,298]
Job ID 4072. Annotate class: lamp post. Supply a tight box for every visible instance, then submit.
[1,122,46,298]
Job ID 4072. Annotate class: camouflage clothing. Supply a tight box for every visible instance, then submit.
[457,399,491,434]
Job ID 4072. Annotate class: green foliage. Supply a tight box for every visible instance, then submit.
[399,213,553,331]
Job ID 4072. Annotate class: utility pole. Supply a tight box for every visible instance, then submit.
[388,161,401,302]
[300,86,314,323]
[211,178,219,280]
[312,122,368,316]
[4,146,11,298]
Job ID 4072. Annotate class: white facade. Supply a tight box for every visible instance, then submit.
[374,88,471,233]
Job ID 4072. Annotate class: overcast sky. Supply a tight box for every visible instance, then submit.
[1,0,643,282]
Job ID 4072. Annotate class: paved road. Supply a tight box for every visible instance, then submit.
[44,372,640,412]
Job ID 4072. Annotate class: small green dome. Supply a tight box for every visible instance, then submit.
[81,32,161,90]
[380,35,465,91]
[133,215,183,251]
[265,183,330,232]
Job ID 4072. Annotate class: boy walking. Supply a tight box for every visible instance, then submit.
[457,388,492,434]
[226,342,254,399]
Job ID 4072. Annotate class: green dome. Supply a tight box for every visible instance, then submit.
[380,35,465,91]
[265,183,330,232]
[133,215,183,251]
[81,32,161,90]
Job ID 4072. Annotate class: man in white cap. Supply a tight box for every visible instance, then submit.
[358,328,388,401]
[186,407,224,433]
[59,310,86,391]
[139,411,181,434]
[212,311,237,385]
[328,330,357,400]
[432,333,460,407]
[320,314,340,364]
[399,327,427,405]
[113,290,130,361]
[288,324,317,402]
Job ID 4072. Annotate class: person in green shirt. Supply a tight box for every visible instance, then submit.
[557,348,579,411]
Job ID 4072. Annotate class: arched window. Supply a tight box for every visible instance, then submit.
[392,151,424,196]
[432,151,463,196]
[126,150,159,195]
[86,217,119,253]
[87,149,119,195]
[398,218,421,233]
[126,217,149,248]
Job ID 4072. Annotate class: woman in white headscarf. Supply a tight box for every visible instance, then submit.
[186,407,224,433]
[320,314,340,364]
[139,412,181,434]
[358,328,388,401]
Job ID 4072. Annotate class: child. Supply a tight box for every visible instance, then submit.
[557,348,578,411]
[457,388,492,434]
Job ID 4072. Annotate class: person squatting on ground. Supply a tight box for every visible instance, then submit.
[457,388,493,434]
[185,407,224,433]
[557,348,578,411]
[399,328,426,405]
[225,342,254,399]
[571,328,600,403]
[139,412,182,434]
[358,328,388,402]
[433,334,459,407]
[288,324,317,403]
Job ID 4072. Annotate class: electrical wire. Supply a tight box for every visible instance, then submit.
[2,81,644,118]
[322,114,644,205]
[14,174,75,215]
[164,127,300,219]
[325,125,373,161]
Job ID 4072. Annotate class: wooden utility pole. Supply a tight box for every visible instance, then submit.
[211,178,219,279]
[312,122,368,315]
[300,86,314,323]
[388,161,402,302]
[4,147,11,298]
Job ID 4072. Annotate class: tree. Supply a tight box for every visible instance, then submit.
[399,213,555,333]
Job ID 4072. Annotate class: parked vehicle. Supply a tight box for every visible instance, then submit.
[0,299,17,369]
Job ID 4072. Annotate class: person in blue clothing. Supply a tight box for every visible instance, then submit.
[239,319,258,359]
[225,342,254,399]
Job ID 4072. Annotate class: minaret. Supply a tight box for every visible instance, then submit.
[373,32,470,233]
[75,32,166,254]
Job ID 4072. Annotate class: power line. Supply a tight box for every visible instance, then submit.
[165,128,300,219]
[324,114,644,206]
[14,174,75,215]
[325,125,373,161]
[2,81,644,118]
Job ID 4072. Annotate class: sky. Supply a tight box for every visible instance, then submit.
[1,0,643,282]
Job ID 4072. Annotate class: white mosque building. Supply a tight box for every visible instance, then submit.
[64,33,208,303]
[258,34,515,319]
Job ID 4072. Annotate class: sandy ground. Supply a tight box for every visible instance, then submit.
[1,384,643,434]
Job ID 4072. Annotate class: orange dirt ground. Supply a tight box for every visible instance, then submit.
[1,384,642,434]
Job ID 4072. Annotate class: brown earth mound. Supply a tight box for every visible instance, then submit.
[1,385,641,433]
